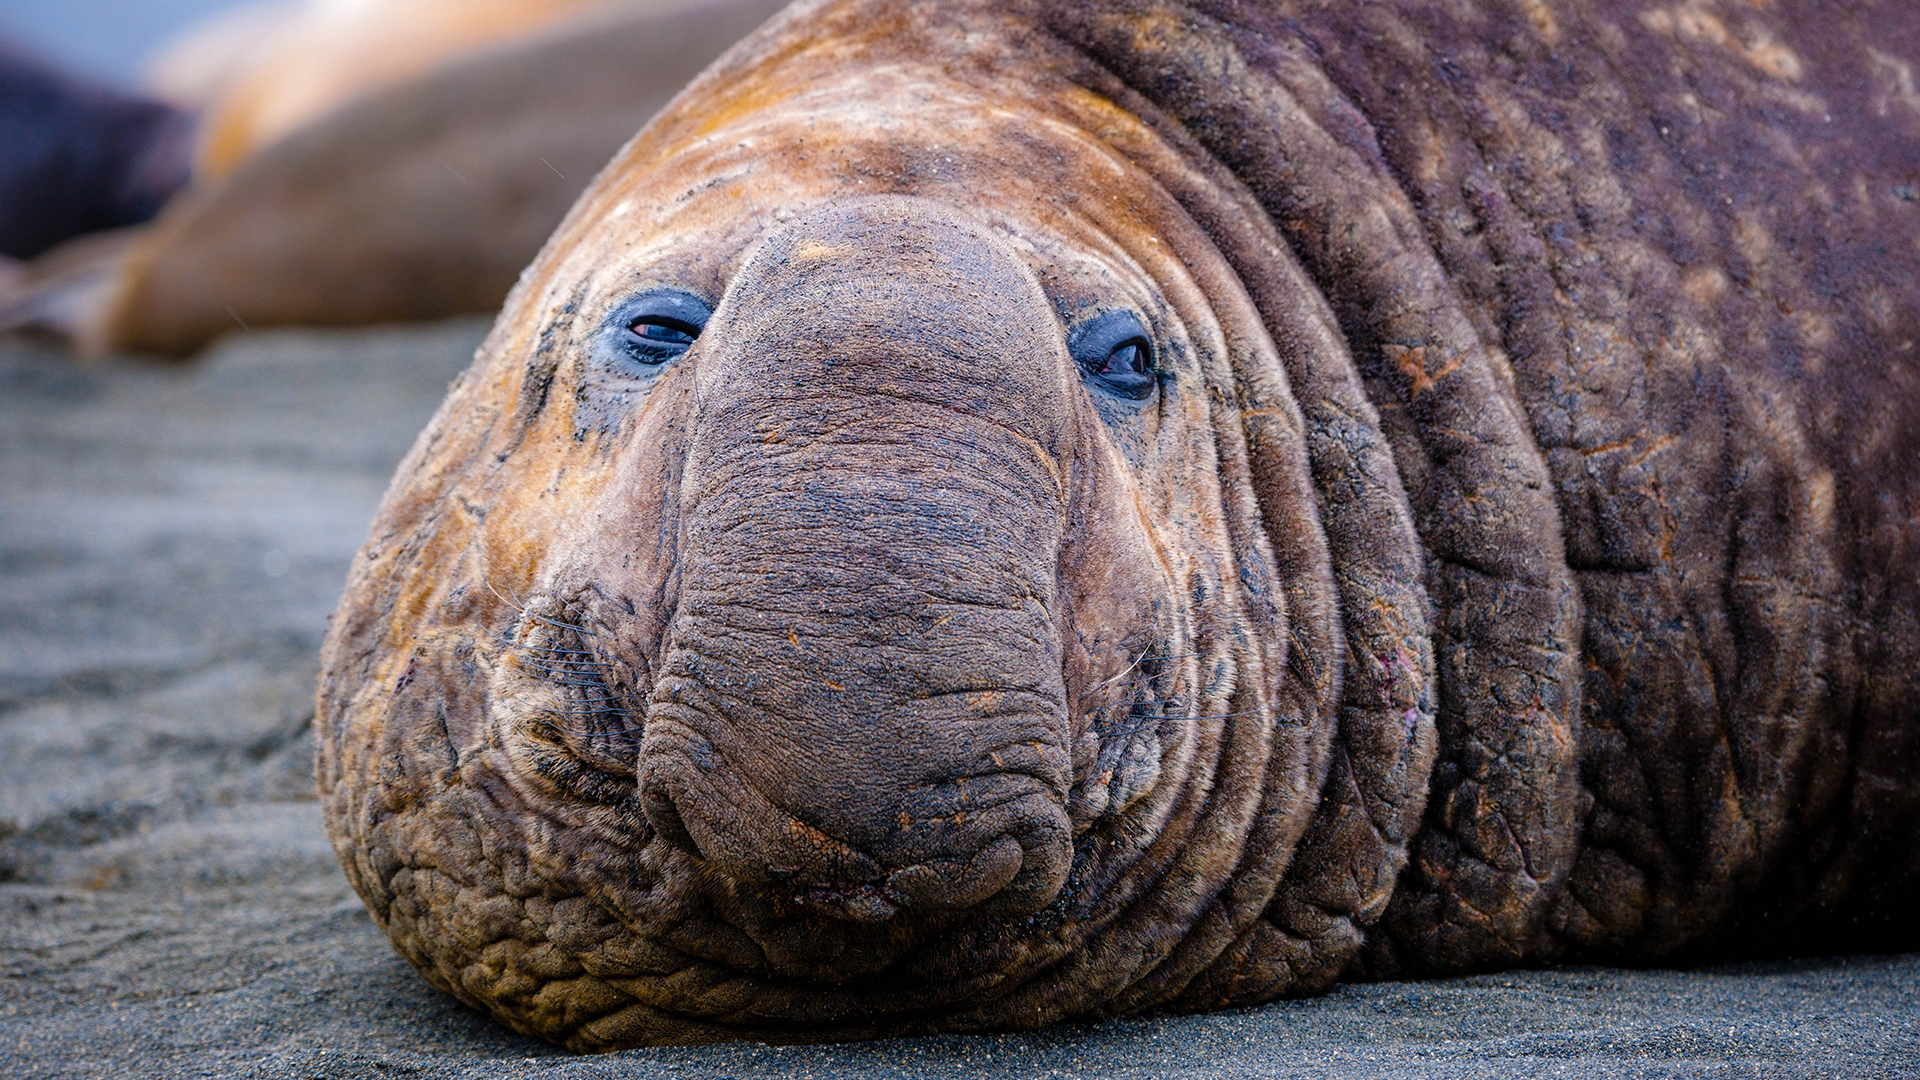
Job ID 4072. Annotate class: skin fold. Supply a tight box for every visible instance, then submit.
[316,0,1920,1050]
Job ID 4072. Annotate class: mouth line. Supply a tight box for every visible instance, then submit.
[784,878,902,924]
[766,832,1031,924]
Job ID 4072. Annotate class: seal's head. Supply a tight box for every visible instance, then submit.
[317,2,1384,1048]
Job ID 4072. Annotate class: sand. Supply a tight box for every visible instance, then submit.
[2,322,1915,1079]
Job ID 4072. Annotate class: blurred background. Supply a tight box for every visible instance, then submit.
[3,0,787,352]
[1,0,238,84]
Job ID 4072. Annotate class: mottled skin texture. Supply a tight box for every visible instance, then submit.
[317,0,1920,1050]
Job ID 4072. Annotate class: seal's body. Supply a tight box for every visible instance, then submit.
[86,0,786,356]
[317,0,1920,1049]
[186,0,633,177]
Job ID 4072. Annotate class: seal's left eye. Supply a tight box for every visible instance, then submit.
[1069,310,1157,401]
[612,289,712,367]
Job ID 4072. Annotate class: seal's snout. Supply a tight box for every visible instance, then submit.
[636,715,1071,920]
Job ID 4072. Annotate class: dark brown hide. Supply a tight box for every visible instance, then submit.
[317,0,1920,1050]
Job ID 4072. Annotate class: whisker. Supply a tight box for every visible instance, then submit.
[485,579,532,614]
[494,638,605,667]
[534,701,642,717]
[481,584,600,637]
[536,673,618,685]
[537,708,642,721]
[1073,633,1202,663]
[1076,635,1157,656]
[478,589,648,742]
[523,610,598,636]
[1178,706,1286,722]
[532,712,643,737]
[510,643,603,657]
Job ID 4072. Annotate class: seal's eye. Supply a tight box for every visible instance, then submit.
[626,316,701,361]
[1069,310,1157,401]
[612,288,713,368]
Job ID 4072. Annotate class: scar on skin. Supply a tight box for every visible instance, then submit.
[1640,3,1804,82]
[1517,0,1560,44]
[1384,343,1462,396]
[794,239,853,261]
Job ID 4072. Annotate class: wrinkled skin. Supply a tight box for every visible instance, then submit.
[318,0,1920,1050]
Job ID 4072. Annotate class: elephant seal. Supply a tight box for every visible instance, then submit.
[2,0,786,356]
[317,0,1920,1050]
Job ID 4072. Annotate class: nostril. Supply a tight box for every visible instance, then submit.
[885,836,1024,910]
[980,816,1072,917]
[640,773,700,854]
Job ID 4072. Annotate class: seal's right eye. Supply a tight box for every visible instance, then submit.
[611,289,713,368]
[625,315,701,363]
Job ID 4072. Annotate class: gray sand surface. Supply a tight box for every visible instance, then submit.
[1,322,1915,1078]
